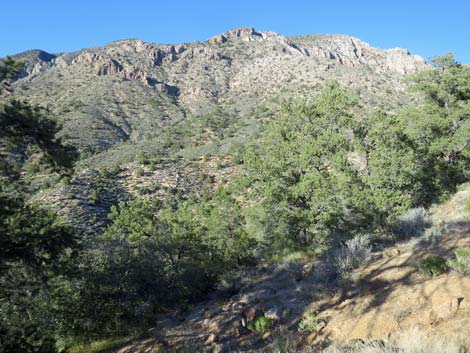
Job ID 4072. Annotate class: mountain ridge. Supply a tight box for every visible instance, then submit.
[9,27,428,154]
[5,27,430,235]
[11,27,428,79]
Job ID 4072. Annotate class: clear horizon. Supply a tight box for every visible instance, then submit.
[3,0,470,63]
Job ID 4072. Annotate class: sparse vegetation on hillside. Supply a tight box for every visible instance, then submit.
[1,37,470,353]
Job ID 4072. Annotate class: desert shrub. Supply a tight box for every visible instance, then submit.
[148,160,157,171]
[392,207,431,239]
[99,165,120,179]
[136,152,149,165]
[88,188,100,205]
[58,192,257,339]
[229,143,245,164]
[298,312,320,333]
[424,225,445,241]
[57,205,221,338]
[334,234,371,278]
[447,248,470,275]
[247,315,272,334]
[137,185,153,195]
[418,256,449,277]
[61,176,71,185]
[271,337,294,353]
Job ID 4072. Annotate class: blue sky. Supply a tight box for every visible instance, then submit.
[3,0,470,63]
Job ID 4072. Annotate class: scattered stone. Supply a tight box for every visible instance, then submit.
[241,307,265,328]
[450,296,465,312]
[384,248,401,258]
[212,343,223,353]
[264,307,281,321]
[204,333,216,345]
[208,320,219,332]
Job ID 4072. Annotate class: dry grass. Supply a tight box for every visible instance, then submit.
[325,327,465,353]
[430,183,470,226]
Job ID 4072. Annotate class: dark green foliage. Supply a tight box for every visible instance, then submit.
[356,110,419,226]
[99,165,120,179]
[197,188,258,265]
[243,62,470,251]
[0,195,76,273]
[0,323,57,353]
[104,197,220,301]
[0,57,25,81]
[243,82,422,251]
[418,256,449,277]
[0,100,78,170]
[0,57,25,94]
[57,191,257,338]
[245,82,361,250]
[0,180,78,352]
[400,54,470,202]
[0,66,79,352]
[247,315,272,334]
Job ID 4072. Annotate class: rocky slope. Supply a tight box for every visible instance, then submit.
[9,27,469,353]
[8,27,429,234]
[11,27,427,153]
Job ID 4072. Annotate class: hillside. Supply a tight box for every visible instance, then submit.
[7,27,428,235]
[103,194,470,353]
[5,27,470,353]
[12,27,427,155]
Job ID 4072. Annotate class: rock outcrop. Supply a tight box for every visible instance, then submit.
[97,59,124,75]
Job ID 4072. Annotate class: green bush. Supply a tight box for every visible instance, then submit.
[88,188,100,205]
[447,248,470,275]
[148,161,157,171]
[99,165,120,179]
[247,315,272,334]
[57,193,257,339]
[418,256,449,277]
[298,312,320,333]
[61,176,71,185]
